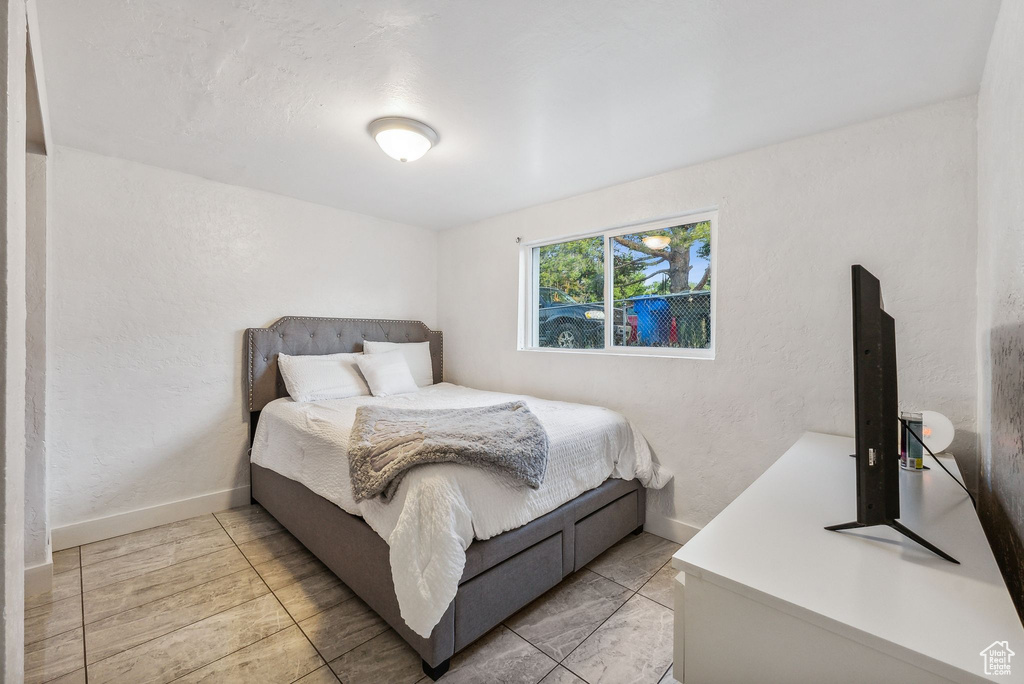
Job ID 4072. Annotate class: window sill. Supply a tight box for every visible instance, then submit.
[517,346,715,361]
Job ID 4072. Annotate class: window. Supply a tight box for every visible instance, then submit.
[520,212,715,358]
[534,236,605,349]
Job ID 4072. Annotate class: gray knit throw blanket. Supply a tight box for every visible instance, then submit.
[348,401,550,502]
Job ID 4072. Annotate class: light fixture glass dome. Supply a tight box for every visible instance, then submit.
[368,117,439,162]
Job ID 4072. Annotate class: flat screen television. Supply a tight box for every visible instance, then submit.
[825,265,958,563]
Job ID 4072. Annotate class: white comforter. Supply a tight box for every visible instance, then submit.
[250,383,669,637]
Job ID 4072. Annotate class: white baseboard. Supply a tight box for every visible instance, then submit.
[25,561,53,596]
[52,485,251,550]
[644,513,701,546]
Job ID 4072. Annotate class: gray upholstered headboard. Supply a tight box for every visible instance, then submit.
[244,316,443,412]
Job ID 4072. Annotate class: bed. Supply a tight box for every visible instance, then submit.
[245,316,664,679]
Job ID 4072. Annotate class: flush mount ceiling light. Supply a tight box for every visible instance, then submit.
[642,235,671,250]
[368,117,439,163]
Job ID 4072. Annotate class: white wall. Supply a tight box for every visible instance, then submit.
[48,146,438,543]
[976,0,1024,619]
[438,98,979,538]
[25,151,48,572]
[0,0,27,675]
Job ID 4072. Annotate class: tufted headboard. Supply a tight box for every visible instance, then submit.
[244,316,443,412]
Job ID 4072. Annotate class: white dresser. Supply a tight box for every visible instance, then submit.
[671,432,1024,683]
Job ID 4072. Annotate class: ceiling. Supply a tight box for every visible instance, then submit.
[36,0,1000,229]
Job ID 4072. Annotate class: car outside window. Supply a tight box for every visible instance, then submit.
[533,238,606,349]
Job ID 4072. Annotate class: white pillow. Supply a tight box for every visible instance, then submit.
[362,340,434,387]
[356,351,419,397]
[277,352,369,403]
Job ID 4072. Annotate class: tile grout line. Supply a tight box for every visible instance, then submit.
[500,544,678,684]
[247,547,325,586]
[215,506,291,546]
[266,569,362,631]
[573,561,675,684]
[501,577,628,675]
[558,584,641,682]
[274,579,352,623]
[87,565,280,651]
[25,568,83,611]
[80,535,237,595]
[541,667,558,684]
[171,610,296,682]
[26,548,86,684]
[79,546,88,684]
[24,597,86,649]
[221,509,393,675]
[85,565,264,628]
[59,511,673,684]
[533,654,560,684]
[583,566,635,593]
[40,509,296,683]
[210,508,334,684]
[81,512,293,675]
[311,612,393,671]
[238,544,368,620]
[315,625,400,679]
[84,592,286,673]
[161,624,316,684]
[636,559,675,610]
[79,545,247,623]
[78,506,284,591]
[77,514,224,569]
[557,556,676,683]
[584,534,675,591]
[89,506,350,681]
[25,624,84,653]
[427,541,673,684]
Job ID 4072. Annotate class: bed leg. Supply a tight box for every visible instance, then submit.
[422,658,450,681]
[631,524,644,535]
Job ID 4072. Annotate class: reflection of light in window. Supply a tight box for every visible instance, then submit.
[642,235,671,250]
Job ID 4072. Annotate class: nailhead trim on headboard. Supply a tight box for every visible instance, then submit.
[245,316,443,411]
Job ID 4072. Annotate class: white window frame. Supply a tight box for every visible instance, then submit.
[517,209,717,360]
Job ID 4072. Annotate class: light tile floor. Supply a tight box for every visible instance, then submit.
[25,505,681,684]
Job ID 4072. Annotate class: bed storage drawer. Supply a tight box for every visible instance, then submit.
[454,532,563,651]
[573,490,639,570]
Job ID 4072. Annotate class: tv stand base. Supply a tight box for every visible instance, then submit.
[824,519,959,564]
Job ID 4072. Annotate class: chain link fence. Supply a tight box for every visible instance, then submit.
[537,291,710,350]
[618,291,711,349]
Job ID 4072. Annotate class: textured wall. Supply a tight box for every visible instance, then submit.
[976,0,1024,621]
[25,151,48,569]
[438,98,979,537]
[48,147,438,530]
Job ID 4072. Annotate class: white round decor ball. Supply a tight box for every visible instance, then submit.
[920,410,955,453]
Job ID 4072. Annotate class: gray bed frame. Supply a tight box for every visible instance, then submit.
[245,317,646,680]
